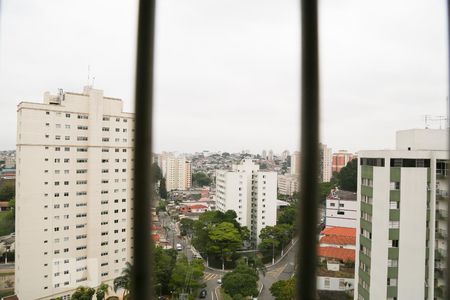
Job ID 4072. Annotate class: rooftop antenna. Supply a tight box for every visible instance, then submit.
[424,114,447,129]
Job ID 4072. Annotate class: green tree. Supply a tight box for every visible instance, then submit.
[169,255,204,296]
[192,172,212,187]
[278,206,296,226]
[95,283,109,300]
[319,182,335,202]
[154,246,178,295]
[159,178,168,199]
[222,260,259,298]
[71,286,95,300]
[208,222,243,258]
[113,262,132,298]
[270,277,296,300]
[336,158,357,192]
[179,218,195,236]
[0,181,14,200]
[152,163,163,181]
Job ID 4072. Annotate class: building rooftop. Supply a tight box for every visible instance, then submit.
[320,235,356,246]
[321,227,356,238]
[327,189,356,201]
[318,247,355,262]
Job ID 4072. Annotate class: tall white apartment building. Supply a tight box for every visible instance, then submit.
[320,143,333,182]
[157,152,192,191]
[215,159,277,243]
[290,145,332,182]
[355,129,448,300]
[15,87,134,300]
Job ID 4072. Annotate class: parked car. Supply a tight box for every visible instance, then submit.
[217,278,222,284]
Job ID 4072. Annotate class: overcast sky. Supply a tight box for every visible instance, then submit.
[0,0,447,154]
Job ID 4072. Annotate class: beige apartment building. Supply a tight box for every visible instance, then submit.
[15,87,134,300]
[157,152,192,191]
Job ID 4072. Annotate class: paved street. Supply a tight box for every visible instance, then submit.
[259,240,297,300]
[158,210,298,300]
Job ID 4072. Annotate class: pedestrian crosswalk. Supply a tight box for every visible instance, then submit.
[203,272,220,281]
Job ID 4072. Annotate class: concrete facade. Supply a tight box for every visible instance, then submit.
[15,87,133,300]
[355,129,448,300]
[157,152,192,191]
[215,159,277,243]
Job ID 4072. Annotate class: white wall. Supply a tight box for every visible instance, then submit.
[369,166,390,300]
[317,276,354,291]
[397,168,427,299]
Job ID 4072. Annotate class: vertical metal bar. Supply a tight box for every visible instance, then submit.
[132,0,156,299]
[446,2,450,300]
[297,0,320,299]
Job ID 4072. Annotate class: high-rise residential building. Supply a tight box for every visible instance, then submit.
[277,174,299,196]
[15,87,133,300]
[354,129,448,300]
[268,150,274,161]
[261,150,267,160]
[215,159,277,243]
[157,152,192,191]
[281,150,290,162]
[332,150,355,173]
[320,143,333,182]
[290,151,301,175]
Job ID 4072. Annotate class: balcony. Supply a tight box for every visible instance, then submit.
[435,249,446,260]
[435,229,447,240]
[436,189,449,201]
[436,209,447,221]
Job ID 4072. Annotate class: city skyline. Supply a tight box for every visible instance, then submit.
[0,0,447,154]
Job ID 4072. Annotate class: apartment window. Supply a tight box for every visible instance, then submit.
[388,240,399,248]
[390,182,400,190]
[76,191,87,196]
[387,259,398,267]
[387,278,397,286]
[77,114,88,119]
[65,136,70,140]
[76,169,87,174]
[64,158,69,163]
[389,200,399,209]
[65,113,70,118]
[77,159,88,163]
[65,147,70,151]
[55,147,60,151]
[389,221,400,229]
[77,136,88,141]
[65,124,70,129]
[103,116,110,121]
[77,148,88,152]
[77,126,88,130]
[102,127,110,132]
[55,135,61,140]
[46,111,50,115]
[103,138,110,142]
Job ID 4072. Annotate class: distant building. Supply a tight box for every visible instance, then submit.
[325,189,357,228]
[0,168,15,180]
[157,152,192,191]
[216,159,277,243]
[261,150,267,160]
[320,144,333,182]
[290,151,301,176]
[281,150,290,161]
[268,150,274,161]
[277,174,299,196]
[332,150,355,173]
[355,129,448,300]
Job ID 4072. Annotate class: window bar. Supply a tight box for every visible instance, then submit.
[132,0,156,299]
[446,1,450,299]
[297,0,320,299]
